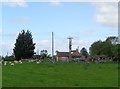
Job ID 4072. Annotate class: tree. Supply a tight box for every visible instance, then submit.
[40,50,48,59]
[112,44,120,58]
[80,47,88,58]
[100,41,113,56]
[89,36,118,57]
[106,36,119,44]
[89,40,113,57]
[89,40,102,56]
[13,30,35,60]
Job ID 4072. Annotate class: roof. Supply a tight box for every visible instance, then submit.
[56,50,81,58]
[57,52,69,57]
[71,51,81,57]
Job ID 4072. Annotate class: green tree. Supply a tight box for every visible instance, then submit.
[106,36,118,42]
[13,30,35,60]
[100,41,113,56]
[80,47,88,58]
[89,40,102,56]
[40,50,48,59]
[89,40,113,56]
[112,44,120,58]
[90,36,119,57]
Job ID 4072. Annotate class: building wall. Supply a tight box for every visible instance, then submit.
[56,56,68,61]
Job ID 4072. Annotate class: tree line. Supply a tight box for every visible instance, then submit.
[89,36,120,60]
[2,30,119,61]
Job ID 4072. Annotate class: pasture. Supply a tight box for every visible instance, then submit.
[2,62,118,87]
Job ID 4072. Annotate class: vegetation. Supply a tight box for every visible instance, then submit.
[106,36,118,43]
[89,36,119,59]
[2,62,118,87]
[89,40,113,56]
[2,56,15,61]
[13,30,35,60]
[2,34,119,87]
[80,47,89,58]
[40,50,49,59]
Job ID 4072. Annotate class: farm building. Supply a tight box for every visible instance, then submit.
[56,49,82,61]
[56,52,69,61]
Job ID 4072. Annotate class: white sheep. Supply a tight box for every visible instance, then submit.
[9,62,12,64]
[14,60,19,64]
[29,60,34,62]
[4,61,7,66]
[10,63,14,66]
[19,60,22,64]
[36,61,40,64]
[28,60,32,62]
[0,61,2,65]
[31,60,33,62]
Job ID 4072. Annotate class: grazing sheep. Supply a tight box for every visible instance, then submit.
[28,60,34,62]
[10,63,14,66]
[31,60,34,62]
[19,60,22,64]
[28,60,31,62]
[39,60,41,63]
[36,61,40,64]
[14,60,19,64]
[9,62,12,64]
[4,61,7,66]
[0,61,2,65]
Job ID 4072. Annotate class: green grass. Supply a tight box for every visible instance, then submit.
[2,62,118,87]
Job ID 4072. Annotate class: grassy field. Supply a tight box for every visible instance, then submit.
[2,62,118,87]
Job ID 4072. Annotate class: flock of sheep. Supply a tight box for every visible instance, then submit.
[1,60,22,66]
[0,59,41,66]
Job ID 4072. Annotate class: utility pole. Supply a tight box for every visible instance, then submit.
[52,32,54,62]
[7,52,8,57]
[77,46,79,51]
[68,37,73,60]
[36,49,39,55]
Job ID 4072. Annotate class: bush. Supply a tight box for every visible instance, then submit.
[3,56,15,61]
[112,57,120,62]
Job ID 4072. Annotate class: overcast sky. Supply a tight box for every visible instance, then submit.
[0,0,118,56]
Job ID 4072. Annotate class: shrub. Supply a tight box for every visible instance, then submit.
[3,56,15,61]
[112,57,120,62]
